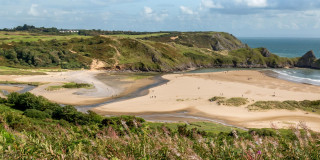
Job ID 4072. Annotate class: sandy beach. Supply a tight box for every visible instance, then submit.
[0,70,155,105]
[1,69,320,131]
[93,70,320,131]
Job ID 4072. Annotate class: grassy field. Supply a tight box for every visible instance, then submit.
[0,66,70,75]
[107,33,169,39]
[0,31,91,43]
[0,80,42,86]
[0,66,48,75]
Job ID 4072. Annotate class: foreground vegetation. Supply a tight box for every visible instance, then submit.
[0,92,319,159]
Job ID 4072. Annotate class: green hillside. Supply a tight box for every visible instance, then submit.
[0,31,298,71]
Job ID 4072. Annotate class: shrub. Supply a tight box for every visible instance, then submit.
[209,96,225,102]
[23,109,50,119]
[62,82,92,89]
[7,92,60,111]
[209,96,248,106]
[224,97,248,106]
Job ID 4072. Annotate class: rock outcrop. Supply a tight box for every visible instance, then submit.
[211,41,225,51]
[311,59,320,69]
[296,50,316,68]
[260,48,271,57]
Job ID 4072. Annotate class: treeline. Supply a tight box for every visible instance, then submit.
[78,29,169,36]
[1,24,61,35]
[0,24,169,36]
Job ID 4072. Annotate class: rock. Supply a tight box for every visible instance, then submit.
[296,50,316,68]
[311,59,320,69]
[260,48,271,57]
[211,41,225,51]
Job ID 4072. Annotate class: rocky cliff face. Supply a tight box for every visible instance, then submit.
[311,59,320,69]
[260,48,271,57]
[296,50,317,68]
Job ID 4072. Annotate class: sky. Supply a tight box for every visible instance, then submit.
[1,0,320,37]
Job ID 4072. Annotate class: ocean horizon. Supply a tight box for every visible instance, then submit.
[239,37,320,58]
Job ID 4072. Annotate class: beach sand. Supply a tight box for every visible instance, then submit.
[0,85,23,93]
[93,70,320,131]
[0,70,155,105]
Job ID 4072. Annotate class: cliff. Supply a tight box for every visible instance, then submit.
[296,50,317,68]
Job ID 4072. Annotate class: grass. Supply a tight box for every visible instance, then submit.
[0,31,91,43]
[248,100,320,114]
[46,82,94,91]
[147,121,245,134]
[0,66,47,75]
[45,85,63,91]
[0,81,41,86]
[209,96,249,106]
[62,82,93,89]
[108,33,169,39]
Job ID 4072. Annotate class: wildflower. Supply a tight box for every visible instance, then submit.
[257,150,262,155]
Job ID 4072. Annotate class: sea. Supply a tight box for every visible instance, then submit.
[192,37,320,86]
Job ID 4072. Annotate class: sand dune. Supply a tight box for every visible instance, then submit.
[94,70,320,131]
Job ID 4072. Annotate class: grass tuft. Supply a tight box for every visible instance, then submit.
[209,96,248,106]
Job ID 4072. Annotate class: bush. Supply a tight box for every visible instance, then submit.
[52,105,90,125]
[23,109,50,119]
[249,128,277,137]
[0,97,7,104]
[7,92,60,111]
[209,96,248,106]
[209,96,225,102]
[62,82,92,89]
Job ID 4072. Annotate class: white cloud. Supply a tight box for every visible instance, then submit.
[28,4,39,16]
[143,6,168,21]
[235,0,268,8]
[201,0,223,9]
[180,6,195,15]
[144,6,153,16]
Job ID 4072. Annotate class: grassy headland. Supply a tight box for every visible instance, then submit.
[0,30,299,71]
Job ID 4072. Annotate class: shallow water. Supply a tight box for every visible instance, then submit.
[76,75,169,112]
[0,84,37,95]
[189,67,320,86]
[267,68,320,86]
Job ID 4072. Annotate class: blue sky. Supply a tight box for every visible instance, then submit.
[1,0,320,37]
